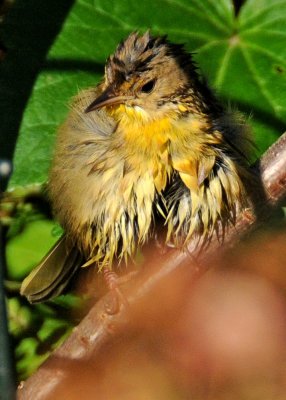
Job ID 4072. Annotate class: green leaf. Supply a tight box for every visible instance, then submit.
[37,318,70,343]
[6,219,61,280]
[8,297,32,338]
[0,0,75,177]
[15,337,49,380]
[5,0,286,188]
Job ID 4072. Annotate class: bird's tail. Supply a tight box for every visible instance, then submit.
[20,235,83,303]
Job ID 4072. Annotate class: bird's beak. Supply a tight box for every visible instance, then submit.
[85,87,131,113]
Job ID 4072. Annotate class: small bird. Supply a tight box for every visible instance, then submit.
[21,31,252,303]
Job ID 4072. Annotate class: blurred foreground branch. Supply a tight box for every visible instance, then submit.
[17,132,286,399]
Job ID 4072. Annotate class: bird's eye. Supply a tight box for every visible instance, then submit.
[140,79,156,93]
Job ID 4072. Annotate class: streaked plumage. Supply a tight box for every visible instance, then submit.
[21,32,252,303]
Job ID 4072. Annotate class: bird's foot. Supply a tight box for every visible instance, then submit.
[103,268,137,314]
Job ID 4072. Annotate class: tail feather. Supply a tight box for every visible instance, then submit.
[20,235,83,303]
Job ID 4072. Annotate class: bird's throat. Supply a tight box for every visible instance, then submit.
[111,104,219,194]
[113,104,174,147]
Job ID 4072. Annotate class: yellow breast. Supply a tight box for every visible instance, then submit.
[111,104,216,194]
[110,105,173,191]
[115,104,173,146]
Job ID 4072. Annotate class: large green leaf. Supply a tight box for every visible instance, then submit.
[5,0,286,189]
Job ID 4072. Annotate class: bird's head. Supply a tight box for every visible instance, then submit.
[85,32,207,123]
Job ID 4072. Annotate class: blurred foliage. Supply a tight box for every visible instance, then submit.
[7,217,61,280]
[0,0,285,383]
[9,295,80,380]
[0,189,82,380]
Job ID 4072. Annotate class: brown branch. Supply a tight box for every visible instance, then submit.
[17,132,286,399]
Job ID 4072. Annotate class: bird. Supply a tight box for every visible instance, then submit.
[21,31,253,303]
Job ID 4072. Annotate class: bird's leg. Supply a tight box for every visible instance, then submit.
[154,230,170,255]
[103,268,131,314]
